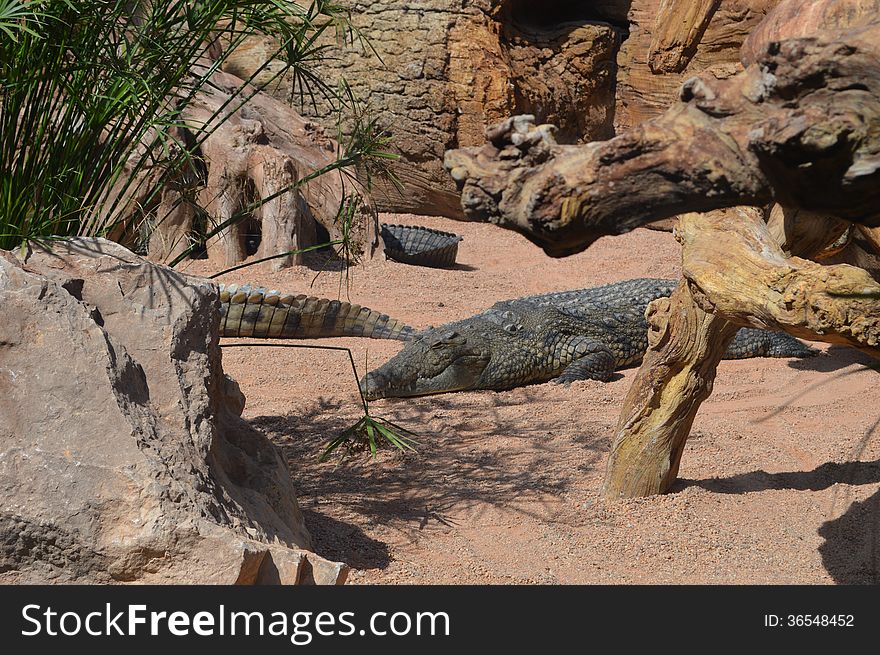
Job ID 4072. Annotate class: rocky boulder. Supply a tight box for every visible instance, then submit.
[0,238,345,584]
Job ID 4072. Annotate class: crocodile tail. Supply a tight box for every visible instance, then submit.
[218,284,415,341]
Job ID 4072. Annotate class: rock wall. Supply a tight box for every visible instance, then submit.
[616,0,779,130]
[225,1,627,218]
[0,239,345,584]
[223,1,783,219]
[741,0,880,64]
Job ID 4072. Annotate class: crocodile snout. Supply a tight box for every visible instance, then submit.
[359,371,387,401]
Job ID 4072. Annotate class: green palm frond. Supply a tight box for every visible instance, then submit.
[220,342,420,462]
[1,0,396,264]
[319,414,419,462]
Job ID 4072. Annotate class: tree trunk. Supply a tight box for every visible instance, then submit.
[603,281,738,498]
[604,207,880,498]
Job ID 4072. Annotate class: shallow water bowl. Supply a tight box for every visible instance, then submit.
[380,223,464,269]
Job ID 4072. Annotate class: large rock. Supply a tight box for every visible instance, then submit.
[0,239,346,584]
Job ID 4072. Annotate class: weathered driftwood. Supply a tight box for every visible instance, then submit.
[858,225,880,255]
[680,209,880,349]
[774,204,880,274]
[144,68,377,270]
[822,230,880,281]
[443,25,880,256]
[604,207,880,497]
[604,281,739,498]
[765,204,852,260]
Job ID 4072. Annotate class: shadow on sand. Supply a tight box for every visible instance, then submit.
[818,488,880,584]
[677,459,880,495]
[787,345,876,374]
[251,391,607,568]
[678,458,880,583]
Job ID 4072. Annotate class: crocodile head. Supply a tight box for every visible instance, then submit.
[360,326,491,399]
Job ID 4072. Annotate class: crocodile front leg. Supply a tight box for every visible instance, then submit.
[553,340,616,383]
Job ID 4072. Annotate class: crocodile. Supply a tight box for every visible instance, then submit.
[218,283,414,340]
[359,278,816,399]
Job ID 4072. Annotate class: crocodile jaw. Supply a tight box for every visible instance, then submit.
[360,355,489,400]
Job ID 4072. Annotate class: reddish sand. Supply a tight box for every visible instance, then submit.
[184,214,880,584]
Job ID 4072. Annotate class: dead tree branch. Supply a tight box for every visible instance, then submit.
[444,27,880,256]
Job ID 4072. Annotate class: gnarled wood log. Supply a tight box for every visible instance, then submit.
[765,204,852,260]
[680,208,880,350]
[143,69,378,270]
[604,283,739,498]
[858,225,880,255]
[604,207,880,498]
[444,25,880,256]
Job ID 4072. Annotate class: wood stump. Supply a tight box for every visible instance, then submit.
[604,208,880,497]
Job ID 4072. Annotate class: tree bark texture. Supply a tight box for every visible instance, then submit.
[603,281,739,498]
[679,208,880,351]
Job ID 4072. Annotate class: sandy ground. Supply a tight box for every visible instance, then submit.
[184,214,880,584]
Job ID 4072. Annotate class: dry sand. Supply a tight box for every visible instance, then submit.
[184,214,880,584]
